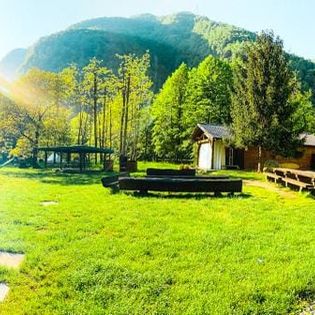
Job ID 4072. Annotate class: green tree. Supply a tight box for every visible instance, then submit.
[152,63,189,161]
[231,31,308,171]
[117,52,152,160]
[184,56,233,131]
[1,69,72,165]
[291,89,315,134]
[81,58,111,163]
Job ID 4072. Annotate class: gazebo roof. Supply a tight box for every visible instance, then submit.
[38,145,114,154]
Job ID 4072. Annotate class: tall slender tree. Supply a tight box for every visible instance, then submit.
[152,63,189,161]
[117,53,152,160]
[231,31,307,171]
[82,58,110,163]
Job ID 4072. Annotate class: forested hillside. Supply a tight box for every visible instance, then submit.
[1,12,315,97]
[19,29,179,89]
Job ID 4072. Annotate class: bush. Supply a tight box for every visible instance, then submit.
[264,160,279,169]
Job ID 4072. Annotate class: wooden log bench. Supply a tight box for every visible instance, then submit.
[101,175,120,192]
[146,168,196,177]
[145,175,229,179]
[102,176,242,196]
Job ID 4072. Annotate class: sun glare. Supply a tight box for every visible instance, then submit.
[0,75,11,96]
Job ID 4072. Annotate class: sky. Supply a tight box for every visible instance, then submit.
[0,0,314,61]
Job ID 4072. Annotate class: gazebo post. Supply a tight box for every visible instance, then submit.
[79,153,83,172]
[44,151,48,168]
[103,153,107,171]
[67,152,71,166]
[83,153,86,171]
[59,152,63,169]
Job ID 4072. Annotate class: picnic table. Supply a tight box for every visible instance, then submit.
[265,167,315,192]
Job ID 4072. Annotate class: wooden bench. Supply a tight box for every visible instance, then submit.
[146,168,196,177]
[282,177,315,192]
[286,170,315,186]
[102,176,242,196]
[265,172,283,183]
[273,168,287,177]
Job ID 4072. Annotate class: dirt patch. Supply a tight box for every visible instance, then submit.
[40,200,58,206]
[243,180,296,198]
[0,252,25,269]
[0,283,9,302]
[300,302,315,315]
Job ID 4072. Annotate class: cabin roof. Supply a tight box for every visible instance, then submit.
[193,124,315,147]
[192,123,230,140]
[300,133,315,147]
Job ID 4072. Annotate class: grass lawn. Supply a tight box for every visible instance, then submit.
[0,162,315,314]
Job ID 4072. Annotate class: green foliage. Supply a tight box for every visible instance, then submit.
[184,56,232,128]
[291,90,315,134]
[152,56,232,162]
[289,54,315,104]
[152,63,189,161]
[1,69,72,158]
[231,31,308,170]
[0,52,153,163]
[116,52,153,159]
[19,29,178,91]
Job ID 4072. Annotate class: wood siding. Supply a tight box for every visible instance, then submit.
[244,146,315,170]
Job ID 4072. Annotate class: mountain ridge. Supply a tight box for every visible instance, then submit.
[1,12,314,96]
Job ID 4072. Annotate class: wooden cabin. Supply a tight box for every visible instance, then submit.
[192,123,315,170]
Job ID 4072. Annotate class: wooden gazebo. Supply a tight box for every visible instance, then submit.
[37,145,114,172]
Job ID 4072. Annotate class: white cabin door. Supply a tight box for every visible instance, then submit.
[213,140,226,170]
[198,143,212,170]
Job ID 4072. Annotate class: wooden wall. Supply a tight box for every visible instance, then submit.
[244,146,315,170]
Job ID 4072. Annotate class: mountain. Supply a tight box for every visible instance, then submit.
[18,29,181,88]
[0,48,26,81]
[69,12,255,58]
[1,12,314,97]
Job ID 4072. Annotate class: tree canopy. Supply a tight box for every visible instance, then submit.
[231,31,314,171]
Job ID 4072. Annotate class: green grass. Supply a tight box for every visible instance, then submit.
[0,163,314,314]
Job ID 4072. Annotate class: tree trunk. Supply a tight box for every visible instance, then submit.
[122,75,131,157]
[109,103,112,149]
[93,73,98,164]
[32,129,40,168]
[77,106,83,145]
[100,95,106,163]
[257,145,262,172]
[120,73,126,155]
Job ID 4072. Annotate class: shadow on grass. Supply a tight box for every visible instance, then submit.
[306,192,315,200]
[125,191,252,200]
[0,169,117,186]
